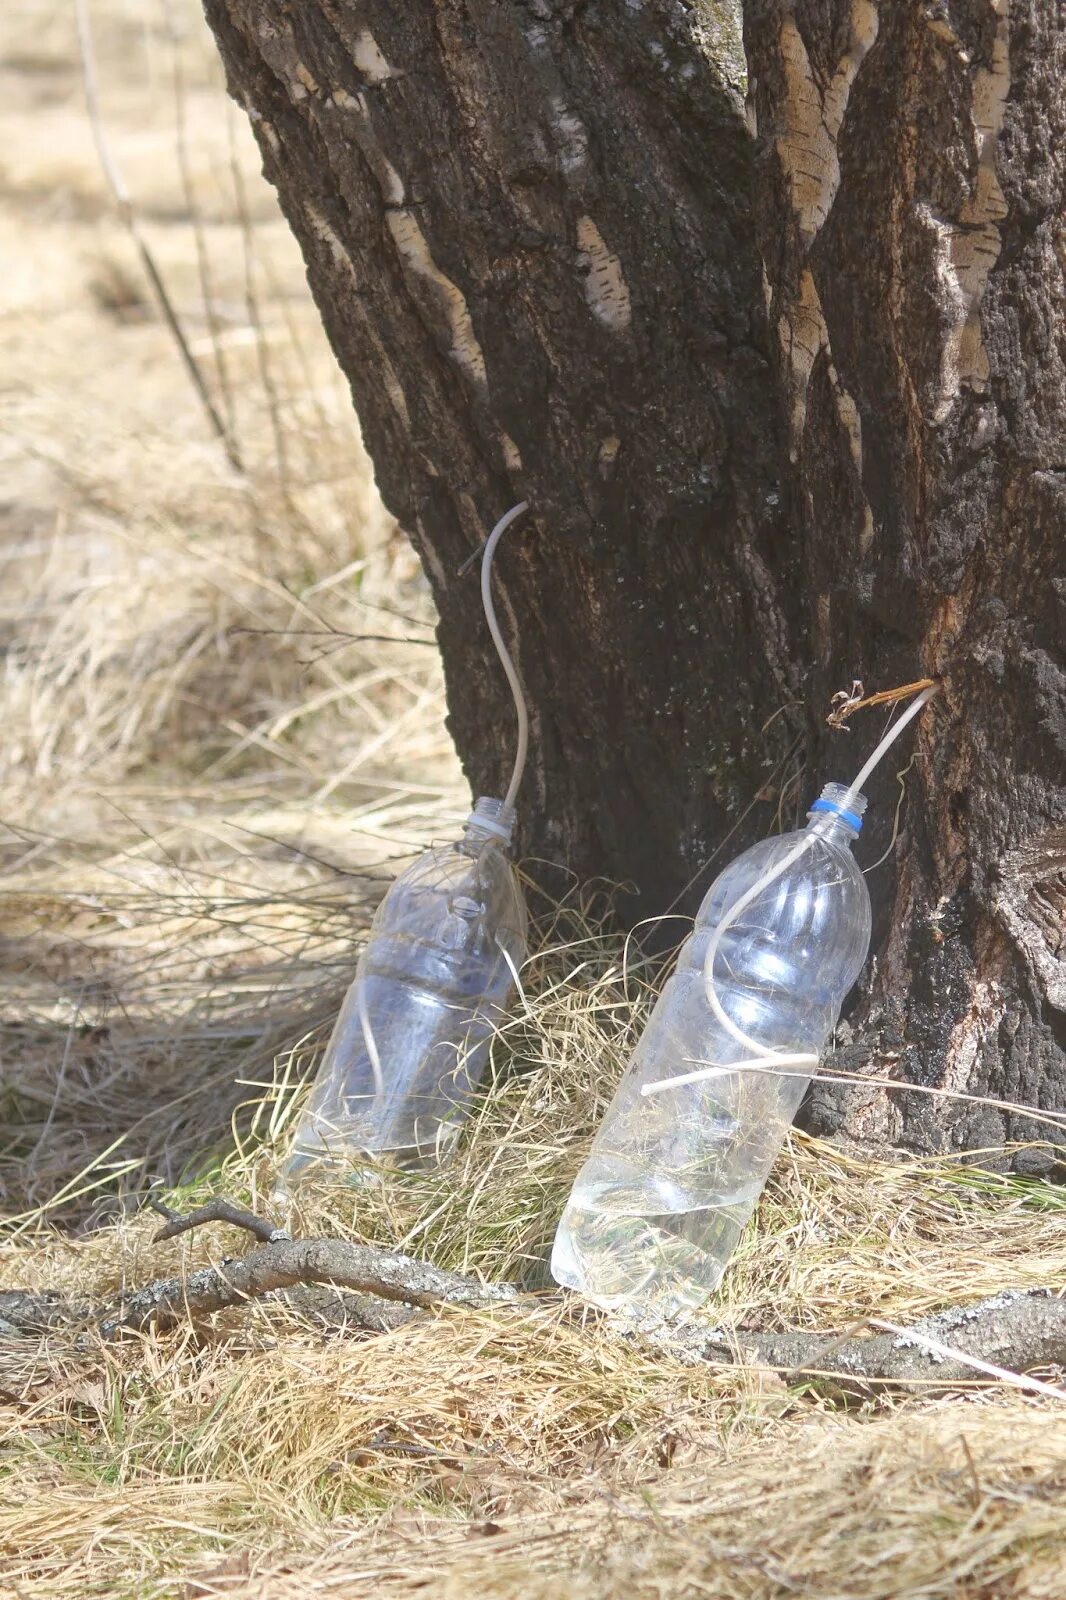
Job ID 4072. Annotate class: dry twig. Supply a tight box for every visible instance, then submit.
[74,0,243,472]
[148,1195,292,1245]
[827,677,938,730]
[686,1289,1066,1397]
[95,1235,517,1338]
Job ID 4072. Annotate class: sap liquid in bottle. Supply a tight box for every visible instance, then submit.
[551,688,935,1317]
[551,784,870,1315]
[282,504,531,1182]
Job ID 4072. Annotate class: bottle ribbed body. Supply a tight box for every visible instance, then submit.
[284,800,526,1180]
[551,801,872,1317]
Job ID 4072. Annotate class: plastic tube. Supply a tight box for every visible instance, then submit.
[480,502,530,812]
[642,683,937,1099]
[840,684,938,811]
[357,973,384,1100]
[352,501,530,1109]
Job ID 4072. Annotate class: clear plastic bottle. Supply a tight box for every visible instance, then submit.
[280,500,532,1187]
[551,783,873,1317]
[284,797,527,1180]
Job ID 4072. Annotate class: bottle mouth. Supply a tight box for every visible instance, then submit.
[808,782,866,834]
[465,795,516,844]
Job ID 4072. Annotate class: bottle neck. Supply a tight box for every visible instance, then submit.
[806,782,867,845]
[805,811,860,845]
[461,795,515,852]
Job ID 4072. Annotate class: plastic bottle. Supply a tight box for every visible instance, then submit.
[282,504,531,1182]
[551,683,935,1316]
[550,784,871,1314]
[283,796,527,1176]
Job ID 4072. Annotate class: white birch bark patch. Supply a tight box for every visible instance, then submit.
[576,216,632,333]
[387,212,488,389]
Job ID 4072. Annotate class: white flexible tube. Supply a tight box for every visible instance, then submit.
[840,684,937,810]
[357,976,385,1100]
[480,502,531,812]
[358,502,530,1099]
[642,684,937,1099]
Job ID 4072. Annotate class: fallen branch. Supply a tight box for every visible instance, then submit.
[0,1289,91,1337]
[683,1289,1066,1397]
[3,1197,1063,1397]
[98,1236,518,1338]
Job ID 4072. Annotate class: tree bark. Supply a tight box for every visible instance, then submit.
[744,0,1066,1159]
[203,0,1065,1158]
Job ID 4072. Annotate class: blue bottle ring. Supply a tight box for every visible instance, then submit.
[810,797,864,832]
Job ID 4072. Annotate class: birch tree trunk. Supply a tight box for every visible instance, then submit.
[204,0,1065,1162]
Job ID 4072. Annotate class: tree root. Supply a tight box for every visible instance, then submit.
[3,1199,1063,1397]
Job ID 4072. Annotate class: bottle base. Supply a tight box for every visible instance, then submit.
[276,1131,459,1197]
[551,1190,749,1320]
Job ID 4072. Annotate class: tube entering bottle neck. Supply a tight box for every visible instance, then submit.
[806,781,867,842]
[463,795,516,849]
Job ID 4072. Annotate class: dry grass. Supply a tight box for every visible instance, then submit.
[0,0,462,1225]
[2,3,1066,1597]
[160,1400,1066,1599]
[4,920,1066,1599]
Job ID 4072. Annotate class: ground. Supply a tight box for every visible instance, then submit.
[1,4,1065,1596]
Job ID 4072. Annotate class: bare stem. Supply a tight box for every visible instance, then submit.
[663,1288,1066,1398]
[149,1196,291,1246]
[74,0,243,473]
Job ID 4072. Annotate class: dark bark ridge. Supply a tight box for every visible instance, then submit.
[744,0,1066,1156]
[202,0,1065,1154]
[202,0,804,918]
